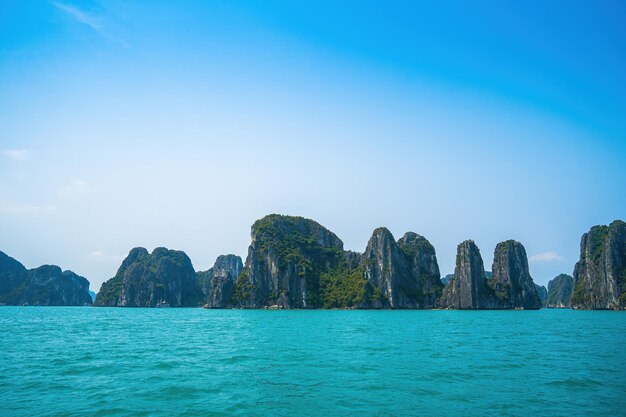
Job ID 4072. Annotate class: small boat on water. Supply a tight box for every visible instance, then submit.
[156,300,170,308]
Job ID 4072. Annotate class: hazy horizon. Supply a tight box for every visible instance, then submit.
[1,1,625,292]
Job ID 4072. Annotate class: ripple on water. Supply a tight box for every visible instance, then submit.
[0,308,625,417]
[546,377,604,388]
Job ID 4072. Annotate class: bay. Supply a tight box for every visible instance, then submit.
[1,307,624,417]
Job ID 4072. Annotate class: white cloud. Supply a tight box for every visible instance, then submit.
[2,149,30,161]
[1,204,56,215]
[529,252,563,262]
[58,179,90,198]
[52,1,128,47]
[53,1,102,31]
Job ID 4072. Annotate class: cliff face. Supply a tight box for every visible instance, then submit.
[439,240,499,309]
[396,232,443,308]
[22,266,92,306]
[490,240,542,309]
[441,274,454,286]
[547,274,573,308]
[95,247,203,307]
[0,251,92,306]
[0,251,26,299]
[325,228,443,309]
[571,220,626,310]
[535,284,548,307]
[197,254,243,308]
[235,214,345,308]
[234,215,443,309]
[362,228,414,308]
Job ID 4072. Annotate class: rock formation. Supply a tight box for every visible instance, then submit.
[95,247,203,307]
[318,250,366,308]
[441,274,454,286]
[234,215,443,309]
[197,254,243,308]
[362,228,414,308]
[490,240,542,309]
[571,220,626,310]
[395,232,443,308]
[439,240,499,309]
[535,284,548,307]
[546,274,573,308]
[235,214,345,308]
[11,213,617,311]
[0,251,92,306]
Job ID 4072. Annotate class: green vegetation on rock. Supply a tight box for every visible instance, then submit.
[320,263,367,308]
[236,214,346,308]
[233,271,255,305]
[94,247,203,307]
[0,251,92,306]
[570,282,587,305]
[547,274,574,308]
[589,225,609,261]
[571,220,626,309]
[94,275,123,306]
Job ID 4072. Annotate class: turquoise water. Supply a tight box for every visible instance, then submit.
[1,308,625,417]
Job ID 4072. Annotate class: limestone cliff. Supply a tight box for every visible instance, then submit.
[95,247,203,307]
[0,251,92,306]
[234,215,443,309]
[362,227,414,308]
[396,232,443,308]
[439,240,499,309]
[535,284,548,307]
[571,220,626,310]
[197,254,243,308]
[234,214,345,308]
[547,274,573,308]
[490,240,542,309]
[441,274,454,286]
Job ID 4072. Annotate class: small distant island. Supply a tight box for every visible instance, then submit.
[1,215,624,310]
[0,251,92,306]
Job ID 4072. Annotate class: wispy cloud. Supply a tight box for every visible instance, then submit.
[52,1,128,47]
[529,252,563,262]
[53,1,102,31]
[2,149,30,161]
[1,204,56,215]
[58,179,90,198]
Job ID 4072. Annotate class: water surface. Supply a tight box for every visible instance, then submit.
[1,308,624,417]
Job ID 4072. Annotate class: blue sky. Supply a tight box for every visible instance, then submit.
[1,1,625,291]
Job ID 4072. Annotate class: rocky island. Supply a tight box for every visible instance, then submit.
[546,274,574,308]
[93,214,547,309]
[571,220,626,310]
[95,247,204,307]
[439,240,495,309]
[439,239,542,309]
[535,284,548,307]
[0,251,92,306]
[231,215,445,309]
[197,254,243,308]
[2,215,625,310]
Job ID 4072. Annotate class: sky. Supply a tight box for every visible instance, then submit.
[1,1,625,291]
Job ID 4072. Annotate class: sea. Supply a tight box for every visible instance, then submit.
[1,307,624,417]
